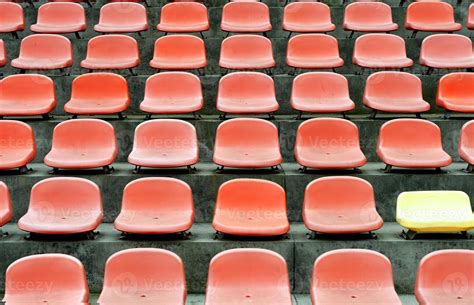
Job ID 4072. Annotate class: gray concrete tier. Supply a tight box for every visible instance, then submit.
[5,117,472,163]
[0,223,472,294]
[0,74,467,115]
[1,162,474,223]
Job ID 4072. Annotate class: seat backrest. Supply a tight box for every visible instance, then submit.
[416,250,474,295]
[397,191,472,219]
[0,39,5,65]
[0,2,24,26]
[216,178,286,213]
[0,74,55,102]
[354,34,407,58]
[222,2,269,22]
[99,2,147,25]
[86,35,139,60]
[4,254,89,303]
[29,177,103,215]
[292,72,349,100]
[312,249,396,291]
[18,34,72,60]
[0,181,12,226]
[437,72,474,102]
[70,73,129,101]
[406,2,456,25]
[160,2,208,25]
[284,2,331,24]
[154,35,205,59]
[421,34,473,59]
[207,248,290,289]
[469,4,474,25]
[51,119,117,151]
[99,248,186,300]
[296,118,361,151]
[304,176,375,212]
[215,118,280,148]
[221,35,273,59]
[365,71,423,100]
[344,2,394,24]
[144,72,202,100]
[0,120,36,153]
[377,119,443,149]
[218,72,275,100]
[36,2,85,25]
[122,177,194,213]
[459,120,474,150]
[288,34,340,58]
[132,119,198,151]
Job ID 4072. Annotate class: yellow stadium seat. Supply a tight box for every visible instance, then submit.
[396,191,474,240]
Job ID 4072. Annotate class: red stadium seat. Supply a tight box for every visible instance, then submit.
[81,35,140,71]
[31,3,86,35]
[363,71,430,118]
[49,0,94,3]
[213,118,282,169]
[405,2,461,37]
[0,3,24,35]
[468,4,474,30]
[3,254,89,304]
[219,35,275,70]
[0,120,36,173]
[344,2,398,35]
[312,249,402,305]
[150,35,207,70]
[95,2,148,33]
[140,72,203,118]
[303,176,383,237]
[217,72,279,117]
[459,120,474,173]
[0,40,5,67]
[11,34,73,71]
[44,119,118,173]
[287,34,344,70]
[437,72,474,115]
[353,34,413,69]
[294,118,367,171]
[415,250,474,305]
[282,2,335,34]
[64,73,129,119]
[114,178,194,236]
[98,248,186,305]
[157,2,209,33]
[377,119,452,172]
[18,177,102,235]
[128,119,199,172]
[291,72,355,118]
[221,2,271,33]
[0,74,56,119]
[0,182,12,230]
[420,34,474,71]
[213,179,289,237]
[205,249,292,305]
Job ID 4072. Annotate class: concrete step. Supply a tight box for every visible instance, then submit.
[0,294,420,305]
[3,162,474,223]
[0,223,472,294]
[10,117,471,164]
[0,74,462,115]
